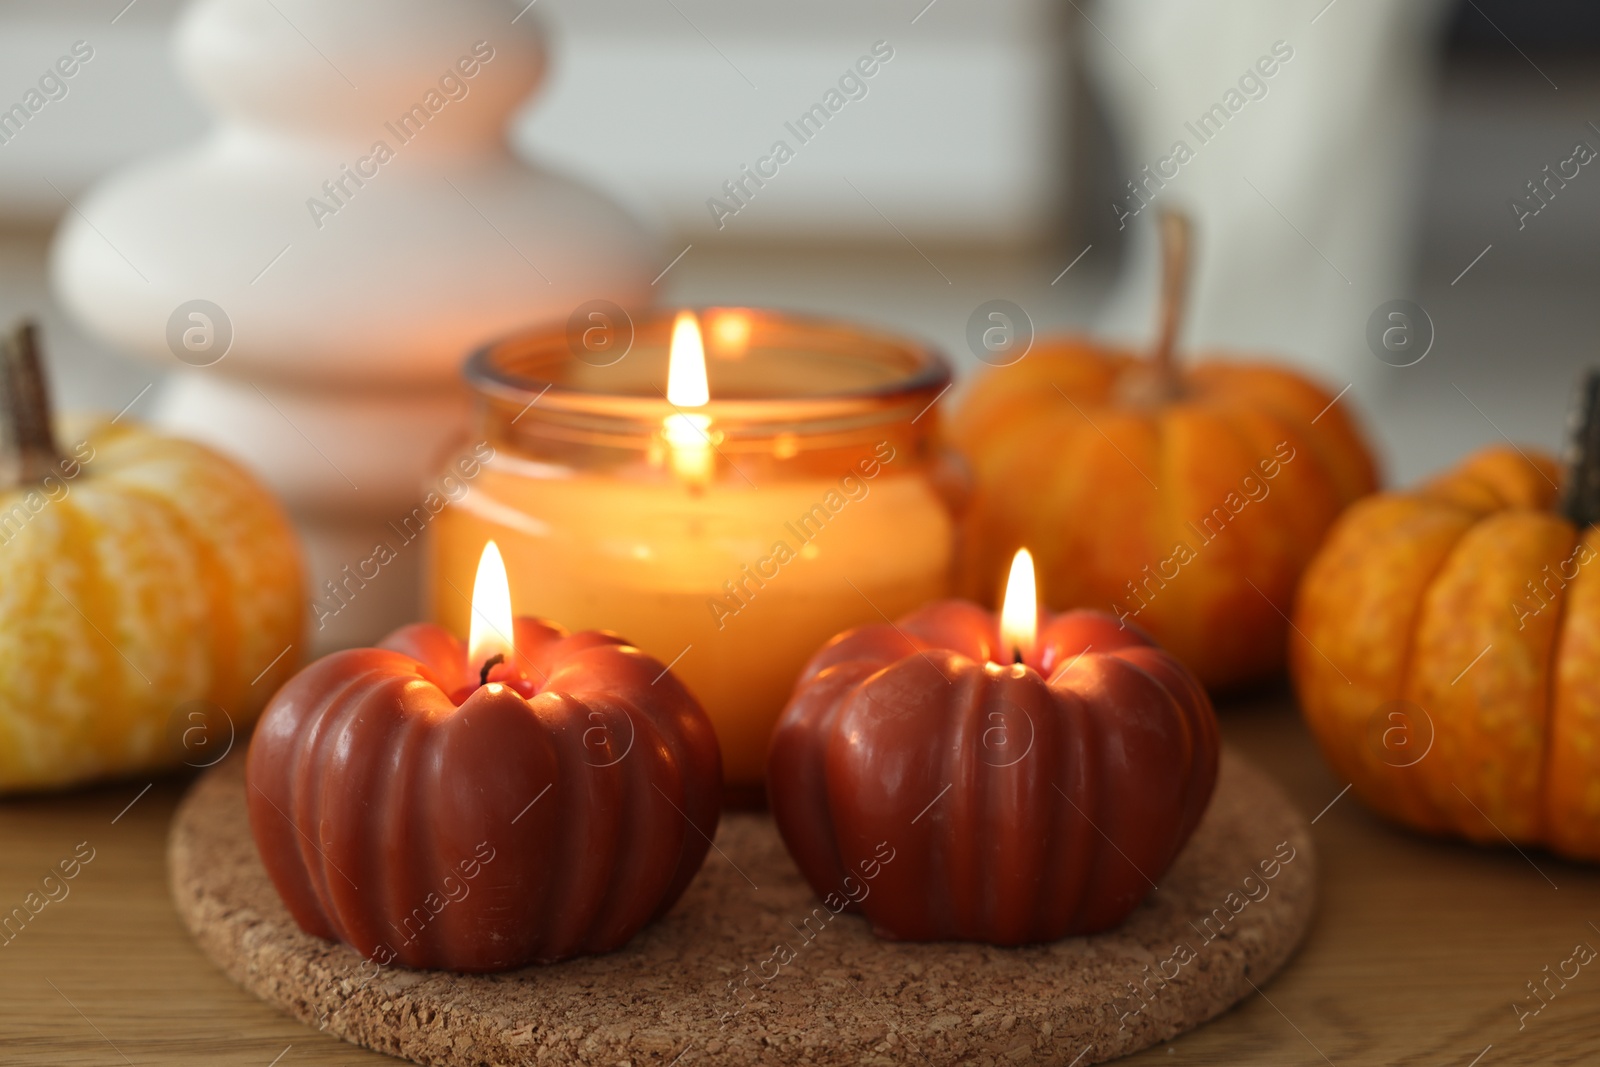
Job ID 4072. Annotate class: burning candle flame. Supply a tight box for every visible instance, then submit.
[667,310,709,407]
[468,539,515,676]
[999,548,1038,664]
[664,310,713,483]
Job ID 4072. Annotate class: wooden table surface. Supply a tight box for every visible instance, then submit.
[3,692,1597,1066]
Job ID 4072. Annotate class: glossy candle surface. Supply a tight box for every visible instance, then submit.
[429,310,956,795]
[768,601,1220,944]
[246,616,722,972]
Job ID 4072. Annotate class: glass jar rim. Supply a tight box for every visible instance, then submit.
[462,307,952,430]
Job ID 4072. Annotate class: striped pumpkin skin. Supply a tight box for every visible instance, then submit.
[0,418,303,791]
[1292,446,1600,860]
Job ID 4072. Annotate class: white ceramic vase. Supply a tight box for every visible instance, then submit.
[50,0,658,650]
[1085,0,1451,392]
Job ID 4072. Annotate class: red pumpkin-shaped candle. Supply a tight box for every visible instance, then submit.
[769,551,1218,943]
[246,544,721,973]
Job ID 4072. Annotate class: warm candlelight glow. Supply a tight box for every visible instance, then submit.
[708,308,752,358]
[667,310,709,407]
[664,310,713,483]
[999,548,1038,663]
[468,539,515,673]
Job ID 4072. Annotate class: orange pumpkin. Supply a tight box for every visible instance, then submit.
[1291,438,1600,860]
[951,212,1378,689]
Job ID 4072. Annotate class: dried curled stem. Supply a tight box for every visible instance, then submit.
[1562,370,1600,528]
[1117,209,1193,408]
[0,320,62,491]
[1150,208,1192,392]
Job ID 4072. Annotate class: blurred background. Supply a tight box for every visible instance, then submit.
[0,0,1595,500]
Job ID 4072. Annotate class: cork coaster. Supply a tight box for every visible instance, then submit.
[169,748,1314,1066]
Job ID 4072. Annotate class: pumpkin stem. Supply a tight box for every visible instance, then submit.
[1151,208,1192,393]
[1562,369,1600,528]
[0,320,62,490]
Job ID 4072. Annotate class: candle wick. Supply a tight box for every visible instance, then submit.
[1012,648,1023,666]
[479,653,505,687]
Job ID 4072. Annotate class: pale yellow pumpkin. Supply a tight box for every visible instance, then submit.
[0,414,304,792]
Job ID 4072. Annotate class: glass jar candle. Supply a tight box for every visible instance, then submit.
[427,308,957,800]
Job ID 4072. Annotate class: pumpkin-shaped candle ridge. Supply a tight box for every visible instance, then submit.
[247,542,723,972]
[769,548,1219,945]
